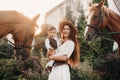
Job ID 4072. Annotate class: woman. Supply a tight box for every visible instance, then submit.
[48,20,80,80]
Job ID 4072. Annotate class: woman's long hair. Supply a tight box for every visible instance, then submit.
[59,20,80,67]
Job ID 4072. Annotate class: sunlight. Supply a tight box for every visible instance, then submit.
[0,0,64,36]
[0,0,63,24]
[35,13,45,35]
[35,27,41,35]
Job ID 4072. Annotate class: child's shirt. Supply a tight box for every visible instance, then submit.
[45,36,59,51]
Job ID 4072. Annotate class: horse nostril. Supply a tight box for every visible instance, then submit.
[86,34,92,41]
[88,34,90,38]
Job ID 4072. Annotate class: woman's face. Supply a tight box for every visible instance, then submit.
[62,25,70,39]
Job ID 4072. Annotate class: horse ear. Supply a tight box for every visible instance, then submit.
[89,2,92,7]
[97,0,105,8]
[32,14,40,23]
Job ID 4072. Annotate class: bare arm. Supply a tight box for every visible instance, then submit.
[48,54,68,61]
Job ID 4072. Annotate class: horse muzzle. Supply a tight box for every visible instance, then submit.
[85,33,93,41]
[84,31,97,41]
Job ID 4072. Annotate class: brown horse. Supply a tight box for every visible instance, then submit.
[0,10,40,60]
[84,0,120,55]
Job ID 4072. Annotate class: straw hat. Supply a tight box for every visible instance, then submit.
[59,20,78,35]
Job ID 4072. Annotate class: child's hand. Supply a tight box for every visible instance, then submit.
[49,47,54,52]
[47,48,56,57]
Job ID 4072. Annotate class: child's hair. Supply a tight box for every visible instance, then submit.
[48,25,57,32]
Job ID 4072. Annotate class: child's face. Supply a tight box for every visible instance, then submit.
[48,29,57,38]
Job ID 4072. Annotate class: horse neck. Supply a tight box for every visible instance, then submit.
[0,25,12,38]
[105,8,120,46]
[106,9,120,32]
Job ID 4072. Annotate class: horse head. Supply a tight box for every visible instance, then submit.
[12,13,40,61]
[84,0,108,41]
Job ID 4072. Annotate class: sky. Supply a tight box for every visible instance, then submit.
[0,0,64,25]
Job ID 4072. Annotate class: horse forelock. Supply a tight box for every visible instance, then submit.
[85,4,101,24]
[86,4,101,17]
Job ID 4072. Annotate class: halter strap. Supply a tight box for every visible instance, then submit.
[86,24,99,31]
[5,38,31,49]
[87,24,120,35]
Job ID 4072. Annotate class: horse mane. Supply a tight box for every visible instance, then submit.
[102,6,120,21]
[85,4,98,17]
[0,10,31,24]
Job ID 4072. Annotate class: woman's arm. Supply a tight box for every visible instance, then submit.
[48,54,68,61]
[48,40,74,61]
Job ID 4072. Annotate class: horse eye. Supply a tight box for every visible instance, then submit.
[94,15,98,18]
[94,15,98,19]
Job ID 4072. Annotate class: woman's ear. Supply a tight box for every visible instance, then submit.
[89,2,92,7]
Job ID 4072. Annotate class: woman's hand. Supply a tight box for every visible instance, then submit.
[49,47,54,52]
[47,48,56,57]
[48,55,54,60]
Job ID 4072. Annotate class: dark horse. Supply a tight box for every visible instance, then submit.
[84,0,120,55]
[0,10,40,60]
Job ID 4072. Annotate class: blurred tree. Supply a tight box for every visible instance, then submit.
[92,0,108,7]
[0,38,14,59]
[65,5,75,23]
[32,24,49,57]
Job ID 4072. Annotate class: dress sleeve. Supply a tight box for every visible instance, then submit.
[63,41,74,58]
[45,38,51,50]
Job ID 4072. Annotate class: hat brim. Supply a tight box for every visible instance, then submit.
[59,20,77,34]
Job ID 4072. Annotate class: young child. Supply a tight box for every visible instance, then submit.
[45,25,59,73]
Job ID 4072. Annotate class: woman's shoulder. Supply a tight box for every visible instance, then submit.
[67,39,74,42]
[66,40,74,45]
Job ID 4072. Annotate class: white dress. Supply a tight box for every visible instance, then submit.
[48,40,74,80]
